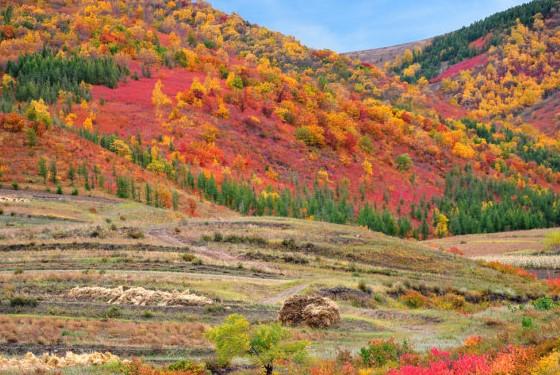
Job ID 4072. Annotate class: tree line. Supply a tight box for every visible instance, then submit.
[74,125,560,239]
[4,49,129,103]
[434,166,560,235]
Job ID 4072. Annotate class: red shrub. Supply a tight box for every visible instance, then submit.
[0,113,27,133]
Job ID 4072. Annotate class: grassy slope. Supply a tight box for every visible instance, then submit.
[0,192,551,365]
[424,227,558,257]
[0,126,236,219]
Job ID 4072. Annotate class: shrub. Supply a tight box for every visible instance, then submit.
[11,182,19,190]
[359,339,411,367]
[533,296,556,311]
[358,280,372,295]
[522,316,534,328]
[213,232,224,242]
[400,290,429,309]
[434,293,466,311]
[485,261,536,281]
[10,296,38,308]
[295,126,325,147]
[395,154,413,172]
[127,228,144,239]
[182,253,197,262]
[168,360,206,373]
[531,351,560,375]
[104,306,122,319]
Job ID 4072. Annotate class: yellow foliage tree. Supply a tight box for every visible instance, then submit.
[362,159,373,178]
[112,139,132,161]
[434,211,449,238]
[215,98,230,119]
[452,142,476,159]
[152,80,172,108]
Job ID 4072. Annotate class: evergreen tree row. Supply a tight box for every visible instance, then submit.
[4,49,129,103]
[71,123,560,239]
[75,126,412,236]
[434,166,560,235]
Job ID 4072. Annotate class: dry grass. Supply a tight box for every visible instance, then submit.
[0,316,208,348]
[424,227,556,257]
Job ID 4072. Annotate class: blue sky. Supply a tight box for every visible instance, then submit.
[208,0,528,52]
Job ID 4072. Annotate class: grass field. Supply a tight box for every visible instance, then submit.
[0,188,558,373]
[424,227,558,257]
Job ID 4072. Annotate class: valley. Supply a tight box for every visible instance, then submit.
[1,0,560,373]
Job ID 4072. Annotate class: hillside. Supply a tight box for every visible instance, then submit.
[390,0,558,81]
[3,1,560,374]
[2,0,560,240]
[344,38,432,67]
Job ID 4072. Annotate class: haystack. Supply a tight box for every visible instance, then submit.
[278,295,340,328]
[68,286,213,306]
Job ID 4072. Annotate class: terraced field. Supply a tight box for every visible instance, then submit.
[0,188,555,373]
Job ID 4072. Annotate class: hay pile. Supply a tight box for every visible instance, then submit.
[0,351,124,372]
[68,286,213,306]
[278,295,340,328]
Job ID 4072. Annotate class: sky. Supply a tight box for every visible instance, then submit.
[208,0,529,52]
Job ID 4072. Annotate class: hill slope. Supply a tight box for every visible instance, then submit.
[344,38,432,67]
[2,0,560,239]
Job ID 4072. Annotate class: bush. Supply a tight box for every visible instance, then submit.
[127,228,144,239]
[358,280,372,295]
[104,306,122,319]
[359,339,411,367]
[182,253,197,262]
[11,182,19,190]
[400,290,429,309]
[522,316,534,328]
[533,296,556,311]
[395,153,413,172]
[10,296,38,308]
[56,185,63,195]
[168,360,206,373]
[434,293,466,311]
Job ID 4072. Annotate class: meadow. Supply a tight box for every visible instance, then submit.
[1,188,559,374]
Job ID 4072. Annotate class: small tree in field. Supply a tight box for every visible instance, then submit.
[206,314,308,375]
[205,314,250,366]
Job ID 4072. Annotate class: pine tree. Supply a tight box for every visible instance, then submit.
[38,158,48,184]
[49,160,57,184]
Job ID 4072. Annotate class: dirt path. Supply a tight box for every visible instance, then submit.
[262,283,308,305]
[148,228,239,262]
[147,228,188,246]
